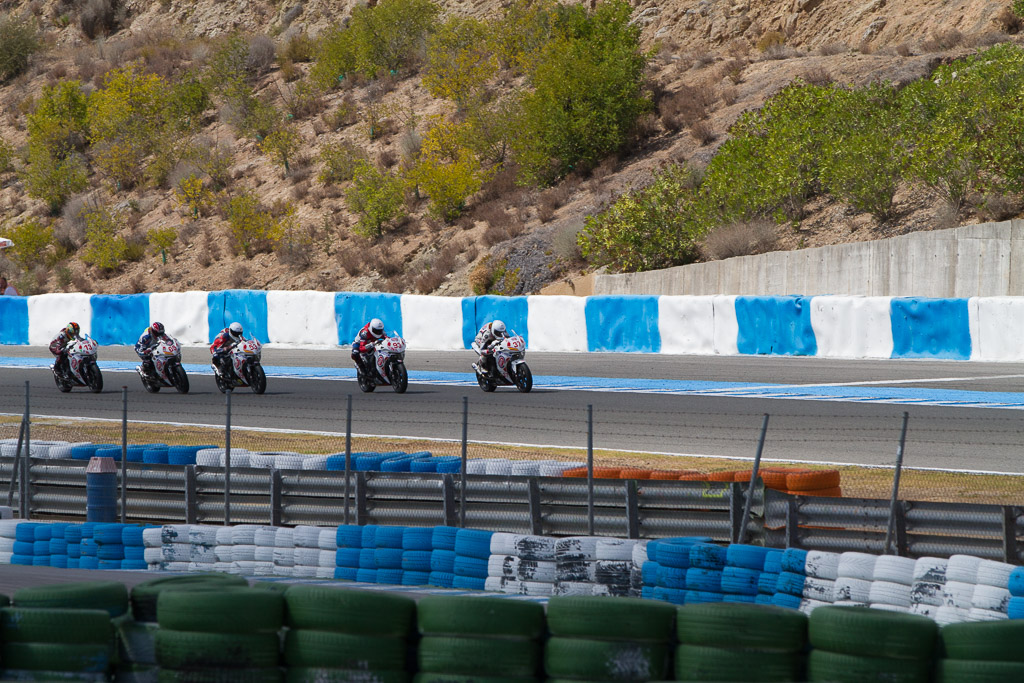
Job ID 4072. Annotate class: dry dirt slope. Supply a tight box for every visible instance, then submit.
[0,0,1018,297]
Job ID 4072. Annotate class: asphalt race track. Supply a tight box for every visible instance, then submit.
[2,346,1024,472]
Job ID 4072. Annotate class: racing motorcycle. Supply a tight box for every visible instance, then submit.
[213,338,267,394]
[356,334,408,394]
[52,336,103,393]
[138,336,190,394]
[475,333,532,393]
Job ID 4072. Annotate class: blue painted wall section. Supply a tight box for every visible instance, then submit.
[584,296,661,353]
[90,294,150,346]
[735,296,817,356]
[461,296,529,349]
[207,290,269,344]
[335,292,403,345]
[890,298,971,360]
[0,297,28,345]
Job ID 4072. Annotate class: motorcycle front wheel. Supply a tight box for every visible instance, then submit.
[357,367,375,393]
[54,371,72,393]
[514,363,533,393]
[249,364,267,395]
[172,364,190,394]
[142,377,160,393]
[477,371,497,393]
[214,370,229,394]
[86,364,104,394]
[389,363,408,394]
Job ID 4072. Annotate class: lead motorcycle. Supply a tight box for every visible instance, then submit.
[356,334,408,394]
[53,336,103,393]
[475,333,532,393]
[213,338,267,394]
[138,336,190,394]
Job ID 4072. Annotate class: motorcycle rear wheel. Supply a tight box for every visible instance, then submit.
[514,363,533,393]
[172,364,190,394]
[477,371,497,393]
[86,365,104,394]
[249,364,267,395]
[389,363,408,394]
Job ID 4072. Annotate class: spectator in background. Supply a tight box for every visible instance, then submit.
[0,276,17,296]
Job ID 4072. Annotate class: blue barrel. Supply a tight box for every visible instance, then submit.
[86,472,117,523]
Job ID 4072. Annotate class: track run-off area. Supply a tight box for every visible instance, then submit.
[2,345,1024,473]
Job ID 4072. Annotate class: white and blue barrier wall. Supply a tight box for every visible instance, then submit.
[0,290,1019,360]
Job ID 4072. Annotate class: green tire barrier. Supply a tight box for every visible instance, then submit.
[0,594,10,608]
[157,588,284,634]
[936,658,1024,682]
[0,608,113,644]
[157,668,284,683]
[676,603,807,652]
[412,676,535,683]
[13,581,129,617]
[1,642,111,673]
[544,636,670,681]
[131,574,247,623]
[284,585,415,636]
[0,669,107,682]
[283,630,407,670]
[416,595,545,638]
[116,619,159,666]
[546,596,676,642]
[115,664,158,683]
[807,650,931,683]
[287,669,410,683]
[940,621,1024,662]
[808,606,938,660]
[154,630,280,670]
[674,644,802,682]
[418,636,539,678]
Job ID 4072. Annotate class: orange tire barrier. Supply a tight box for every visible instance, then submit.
[618,468,653,480]
[676,471,708,481]
[785,469,841,491]
[783,487,843,498]
[594,467,622,479]
[649,470,682,480]
[760,467,813,490]
[563,467,587,478]
[706,470,739,482]
[732,470,754,483]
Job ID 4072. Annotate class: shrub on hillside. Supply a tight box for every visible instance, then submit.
[318,140,366,184]
[175,174,212,217]
[226,192,286,256]
[80,0,118,39]
[423,16,497,108]
[0,137,13,173]
[81,205,129,272]
[701,219,777,260]
[4,218,53,269]
[0,13,40,83]
[406,120,487,222]
[488,0,556,72]
[346,161,405,237]
[147,225,178,258]
[259,127,301,173]
[22,148,89,214]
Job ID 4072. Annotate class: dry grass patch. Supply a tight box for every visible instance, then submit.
[701,219,777,260]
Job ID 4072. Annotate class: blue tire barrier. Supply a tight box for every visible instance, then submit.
[685,590,724,604]
[402,527,433,551]
[49,556,68,569]
[656,543,692,570]
[656,565,687,590]
[49,539,68,555]
[772,593,802,609]
[721,567,761,596]
[167,445,211,466]
[759,572,780,594]
[336,525,363,549]
[32,541,48,556]
[776,572,806,595]
[690,543,727,570]
[15,524,38,542]
[124,546,145,561]
[454,529,493,560]
[142,448,168,464]
[355,454,390,471]
[452,575,486,591]
[653,587,686,605]
[71,444,100,460]
[402,571,430,586]
[12,542,33,556]
[430,550,456,573]
[641,586,656,600]
[95,446,122,461]
[374,527,405,549]
[402,551,433,572]
[336,549,360,567]
[334,567,358,581]
[727,544,772,570]
[122,526,145,546]
[79,557,99,570]
[31,557,49,566]
[431,526,459,551]
[11,555,31,565]
[94,524,127,544]
[97,559,122,570]
[121,559,148,570]
[381,458,412,472]
[686,568,723,593]
[360,525,378,548]
[355,569,378,583]
[80,523,96,538]
[374,548,404,569]
[125,446,147,463]
[642,561,660,586]
[324,454,349,471]
[755,594,774,605]
[81,539,98,557]
[454,555,489,579]
[358,549,376,569]
[428,571,455,588]
[67,558,80,569]
[410,459,438,473]
[781,548,808,574]
[435,459,462,474]
[1008,596,1024,619]
[763,550,784,574]
[724,594,757,604]
[1009,567,1024,596]
[50,523,69,539]
[67,544,81,559]
[64,525,82,543]
[647,541,661,564]
[377,569,404,584]
[33,525,51,542]
[96,544,124,560]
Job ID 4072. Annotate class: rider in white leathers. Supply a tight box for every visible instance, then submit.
[472,320,508,376]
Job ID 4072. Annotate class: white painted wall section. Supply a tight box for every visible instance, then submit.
[712,296,739,355]
[266,291,338,346]
[27,293,93,346]
[400,295,464,350]
[810,296,894,359]
[970,297,1024,361]
[527,296,587,352]
[149,291,210,345]
[658,296,717,355]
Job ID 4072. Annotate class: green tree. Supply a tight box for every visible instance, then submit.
[27,80,90,159]
[423,16,497,108]
[346,161,405,237]
[175,174,211,217]
[226,192,285,256]
[488,0,556,73]
[0,137,12,173]
[147,225,178,260]
[318,140,367,184]
[0,13,40,83]
[259,127,301,173]
[512,0,650,185]
[22,147,89,214]
[406,119,486,221]
[4,218,53,269]
[81,205,129,271]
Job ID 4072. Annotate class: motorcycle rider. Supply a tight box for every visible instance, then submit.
[210,322,245,378]
[472,319,508,375]
[49,322,81,378]
[135,322,167,377]
[351,318,388,376]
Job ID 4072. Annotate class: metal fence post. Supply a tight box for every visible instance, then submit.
[120,387,127,523]
[586,404,594,536]
[884,412,910,555]
[6,415,25,508]
[625,480,639,539]
[184,465,197,524]
[224,389,232,526]
[459,396,468,528]
[527,477,543,535]
[270,469,282,526]
[344,394,352,526]
[21,381,29,519]
[738,413,770,544]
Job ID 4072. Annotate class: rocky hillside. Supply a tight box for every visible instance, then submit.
[0,0,1018,297]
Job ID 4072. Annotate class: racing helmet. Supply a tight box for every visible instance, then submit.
[370,318,384,336]
[228,322,243,339]
[149,321,165,337]
[66,322,80,338]
[491,320,507,337]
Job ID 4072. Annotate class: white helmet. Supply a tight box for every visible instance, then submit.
[228,322,243,338]
[370,318,384,335]
[492,320,506,336]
